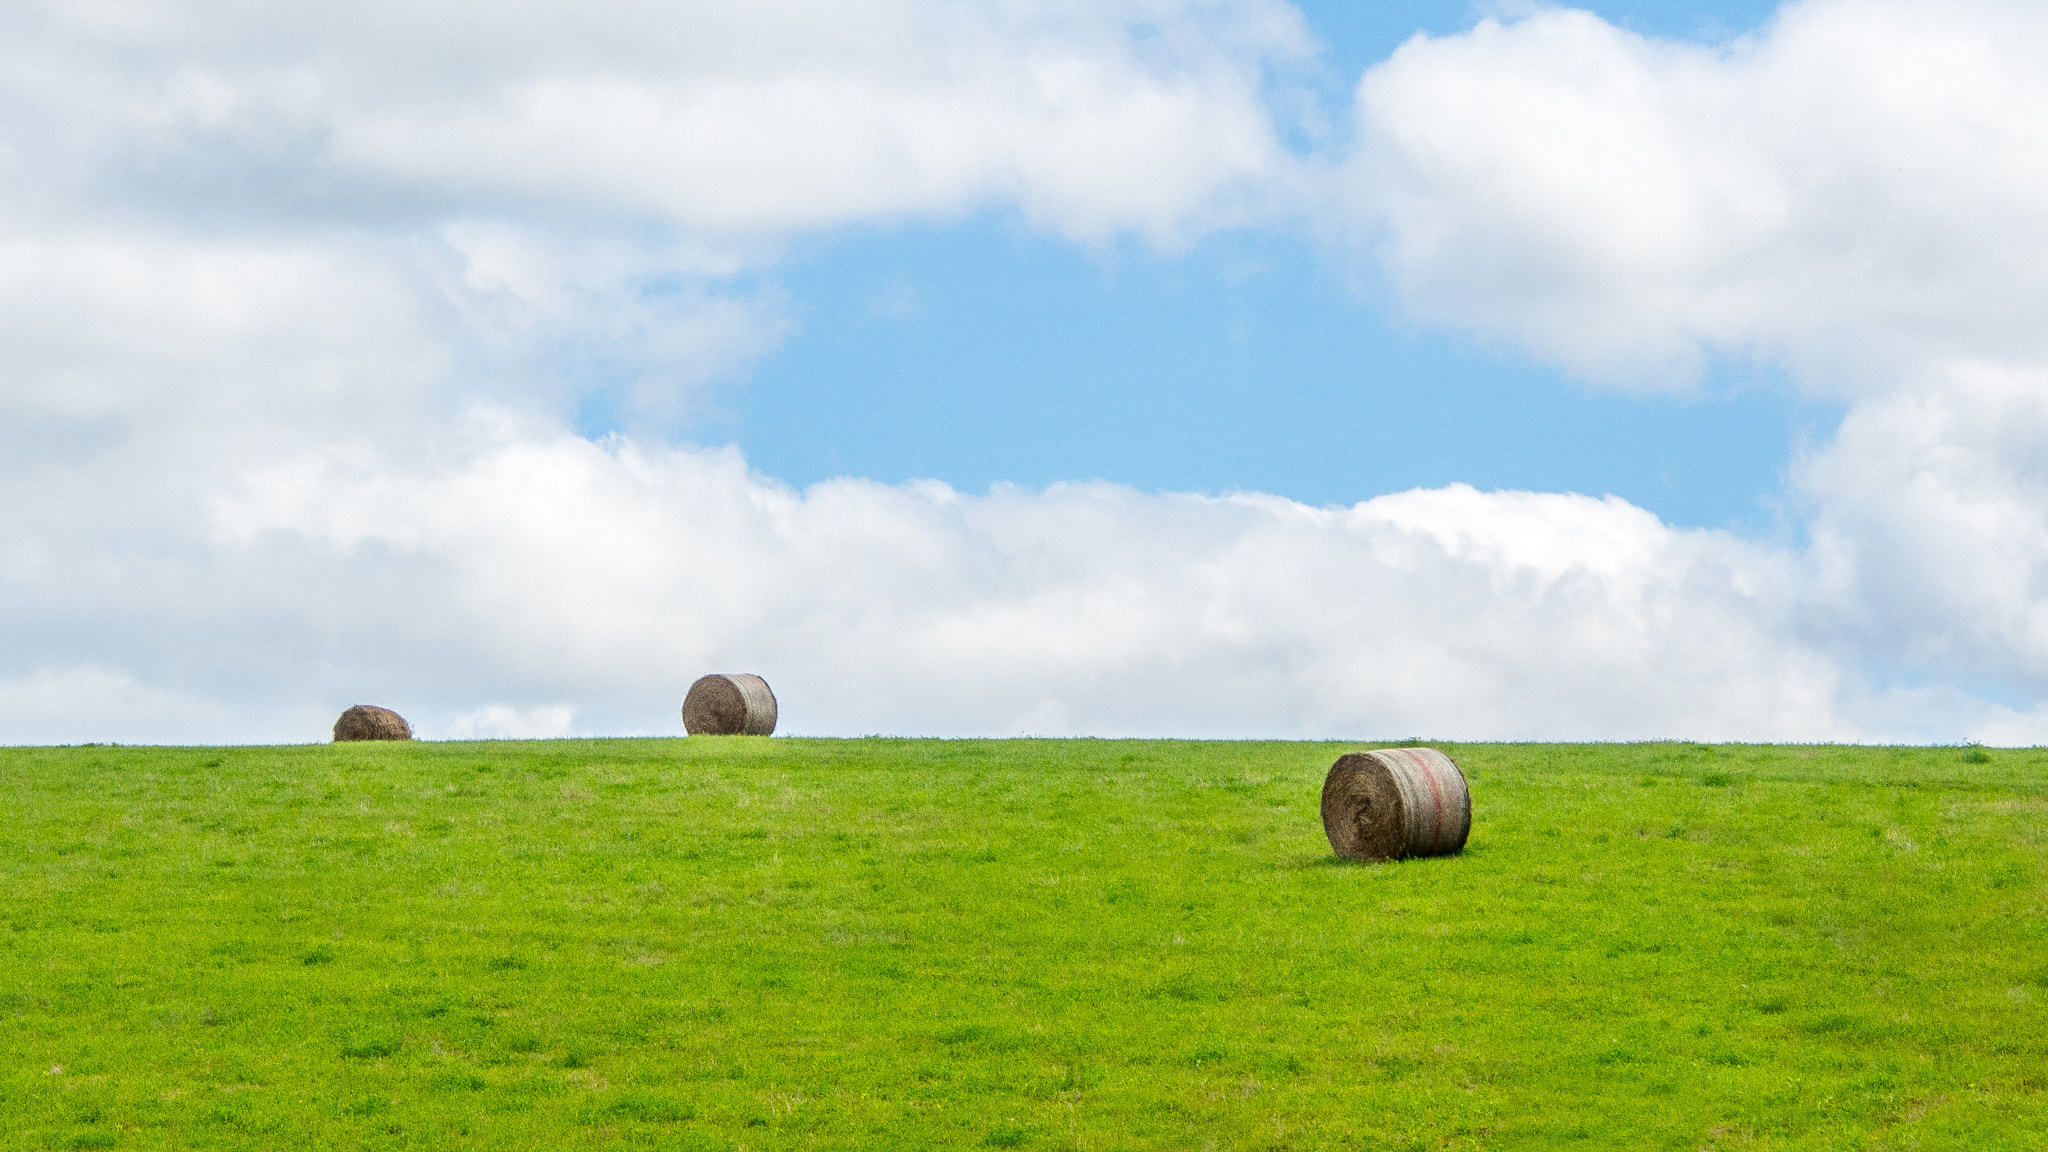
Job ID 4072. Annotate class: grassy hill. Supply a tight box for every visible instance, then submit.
[2,738,2044,1150]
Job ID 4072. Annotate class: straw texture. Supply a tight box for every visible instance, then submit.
[1320,747,1471,861]
[682,673,778,736]
[332,704,413,742]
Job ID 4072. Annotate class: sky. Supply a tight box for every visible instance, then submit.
[5,0,2048,744]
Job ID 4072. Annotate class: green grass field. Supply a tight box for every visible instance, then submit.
[3,739,2045,1150]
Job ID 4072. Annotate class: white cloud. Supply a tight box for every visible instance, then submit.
[1349,0,2048,389]
[0,665,295,747]
[1799,362,2048,682]
[8,0,2048,746]
[443,704,578,741]
[0,0,1335,746]
[4,0,1311,245]
[194,429,1894,743]
[13,415,2036,744]
[1315,0,2048,736]
[0,0,1315,480]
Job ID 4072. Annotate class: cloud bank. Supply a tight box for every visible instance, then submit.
[6,0,2048,744]
[1346,0,2048,738]
[1353,0,2048,388]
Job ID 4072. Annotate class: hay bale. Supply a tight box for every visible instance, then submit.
[333,704,413,742]
[1320,747,1470,861]
[681,673,777,736]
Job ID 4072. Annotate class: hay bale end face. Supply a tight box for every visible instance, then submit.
[682,673,777,736]
[1320,747,1470,862]
[333,704,413,742]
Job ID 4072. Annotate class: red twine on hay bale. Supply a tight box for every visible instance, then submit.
[1320,747,1470,861]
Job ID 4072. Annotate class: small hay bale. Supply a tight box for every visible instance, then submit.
[1320,747,1470,861]
[333,704,413,742]
[681,673,777,736]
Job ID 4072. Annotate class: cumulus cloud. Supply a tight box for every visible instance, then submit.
[0,0,1314,444]
[1350,0,2048,389]
[9,0,2048,745]
[210,429,1851,741]
[189,422,2048,743]
[444,704,578,741]
[0,665,260,747]
[4,0,1311,243]
[0,0,1334,744]
[1799,362,2048,683]
[1326,0,2048,736]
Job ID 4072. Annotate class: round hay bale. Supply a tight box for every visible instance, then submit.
[682,673,777,736]
[333,704,413,742]
[1320,747,1470,862]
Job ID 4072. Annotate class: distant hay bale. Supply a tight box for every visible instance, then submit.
[333,705,413,742]
[1320,747,1470,862]
[681,674,777,736]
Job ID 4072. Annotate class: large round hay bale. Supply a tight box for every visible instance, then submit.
[1320,747,1470,862]
[333,704,413,742]
[682,673,777,736]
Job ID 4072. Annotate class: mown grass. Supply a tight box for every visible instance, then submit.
[2,738,2045,1150]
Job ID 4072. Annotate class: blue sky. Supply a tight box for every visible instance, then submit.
[655,0,1831,533]
[714,210,1836,532]
[6,0,2048,744]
